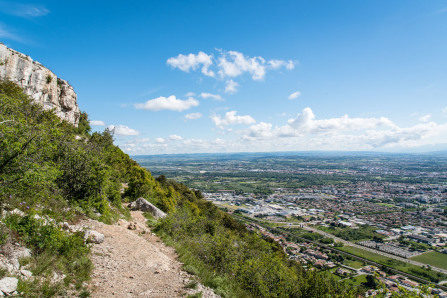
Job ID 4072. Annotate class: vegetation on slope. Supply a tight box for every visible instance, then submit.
[0,80,360,297]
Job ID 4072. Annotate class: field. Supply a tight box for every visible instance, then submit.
[338,246,447,283]
[411,251,447,270]
[344,274,368,287]
[343,259,365,269]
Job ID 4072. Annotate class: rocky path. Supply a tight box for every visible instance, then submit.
[87,211,218,298]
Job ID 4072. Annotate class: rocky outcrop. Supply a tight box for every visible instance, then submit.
[129,198,167,219]
[0,44,80,126]
[84,229,105,244]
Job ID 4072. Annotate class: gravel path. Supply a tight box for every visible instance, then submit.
[87,211,218,298]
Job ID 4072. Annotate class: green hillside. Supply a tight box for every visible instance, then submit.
[0,80,359,297]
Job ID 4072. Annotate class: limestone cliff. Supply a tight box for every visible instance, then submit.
[0,44,80,126]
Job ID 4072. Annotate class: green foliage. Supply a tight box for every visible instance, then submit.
[46,75,52,84]
[74,112,91,135]
[0,80,141,219]
[318,225,385,242]
[4,214,92,296]
[153,182,358,297]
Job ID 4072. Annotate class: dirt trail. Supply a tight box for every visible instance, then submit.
[86,211,218,298]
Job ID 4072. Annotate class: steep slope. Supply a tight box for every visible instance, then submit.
[0,44,80,126]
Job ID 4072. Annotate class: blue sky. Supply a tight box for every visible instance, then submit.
[2,0,447,154]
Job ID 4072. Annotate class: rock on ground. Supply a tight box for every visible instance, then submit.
[129,198,167,219]
[0,277,18,295]
[84,230,105,244]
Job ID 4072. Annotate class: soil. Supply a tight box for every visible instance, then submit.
[86,211,218,298]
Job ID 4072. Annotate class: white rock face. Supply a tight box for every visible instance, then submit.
[0,43,80,126]
[130,197,167,219]
[0,277,18,294]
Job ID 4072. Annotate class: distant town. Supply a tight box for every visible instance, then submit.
[138,152,447,296]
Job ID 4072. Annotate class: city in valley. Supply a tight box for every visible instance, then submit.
[137,151,447,297]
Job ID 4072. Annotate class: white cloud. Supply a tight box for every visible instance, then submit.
[211,111,256,129]
[288,91,301,100]
[167,51,214,77]
[107,125,139,136]
[155,138,165,143]
[418,114,431,122]
[200,92,223,101]
[167,50,295,93]
[285,60,295,70]
[186,92,196,97]
[246,122,273,138]
[282,107,397,136]
[135,95,199,112]
[185,112,202,120]
[89,120,105,126]
[218,51,266,80]
[169,134,183,141]
[225,80,239,94]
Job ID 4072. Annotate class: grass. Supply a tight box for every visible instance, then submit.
[411,251,447,270]
[343,259,365,269]
[338,246,447,283]
[344,274,368,286]
[376,203,395,208]
[155,231,250,298]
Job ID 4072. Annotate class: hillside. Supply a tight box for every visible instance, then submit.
[0,45,370,296]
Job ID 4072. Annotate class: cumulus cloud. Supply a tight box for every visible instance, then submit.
[418,114,431,122]
[155,138,165,143]
[200,92,223,101]
[211,111,256,129]
[217,51,266,80]
[288,91,301,100]
[89,120,106,126]
[246,122,273,138]
[167,51,214,77]
[281,107,397,136]
[135,95,199,112]
[169,134,183,141]
[225,80,239,94]
[167,50,295,93]
[107,125,139,136]
[185,112,203,120]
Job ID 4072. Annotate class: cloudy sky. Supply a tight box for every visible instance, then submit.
[2,1,447,154]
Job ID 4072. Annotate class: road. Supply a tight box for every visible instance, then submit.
[233,214,447,289]
[300,224,447,276]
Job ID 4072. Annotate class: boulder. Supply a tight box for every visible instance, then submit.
[0,277,18,295]
[12,247,31,259]
[130,198,166,219]
[20,269,33,279]
[84,230,104,244]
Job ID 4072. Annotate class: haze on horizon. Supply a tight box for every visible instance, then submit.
[1,0,447,154]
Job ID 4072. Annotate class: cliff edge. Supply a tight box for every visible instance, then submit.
[0,44,80,126]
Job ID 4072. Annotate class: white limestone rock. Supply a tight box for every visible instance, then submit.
[20,269,33,279]
[0,44,80,126]
[0,277,18,295]
[84,230,104,244]
[130,198,167,219]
